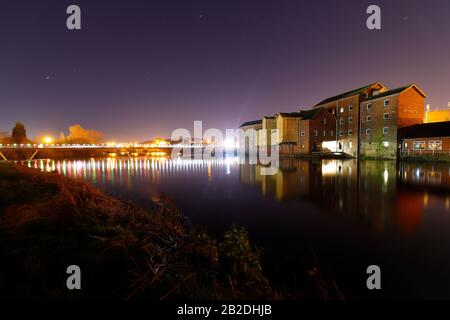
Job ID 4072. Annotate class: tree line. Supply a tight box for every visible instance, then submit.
[0,122,104,145]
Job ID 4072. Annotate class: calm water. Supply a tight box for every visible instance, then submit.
[23,157,450,299]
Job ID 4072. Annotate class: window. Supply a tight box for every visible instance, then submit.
[366,129,371,136]
[323,130,326,137]
[383,127,389,135]
[429,140,442,150]
[330,130,334,137]
[339,131,344,137]
[349,116,353,124]
[339,118,344,125]
[340,107,345,113]
[384,99,390,107]
[383,113,389,120]
[348,105,353,112]
[348,129,353,135]
[367,103,372,110]
[413,141,426,150]
[314,130,318,136]
[366,116,372,122]
[300,130,305,137]
[348,141,353,149]
[323,118,327,125]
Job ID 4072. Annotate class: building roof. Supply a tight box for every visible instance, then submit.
[277,112,303,118]
[314,83,380,106]
[365,84,426,102]
[239,119,262,128]
[263,116,276,119]
[398,121,450,139]
[299,107,324,120]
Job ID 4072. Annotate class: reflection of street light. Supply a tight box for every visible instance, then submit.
[43,136,53,144]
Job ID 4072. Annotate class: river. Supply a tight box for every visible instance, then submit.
[21,157,450,299]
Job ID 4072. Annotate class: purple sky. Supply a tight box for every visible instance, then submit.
[1,0,449,141]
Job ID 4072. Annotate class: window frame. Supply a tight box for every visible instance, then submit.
[413,141,426,150]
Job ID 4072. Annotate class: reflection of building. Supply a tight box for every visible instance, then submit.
[238,159,435,233]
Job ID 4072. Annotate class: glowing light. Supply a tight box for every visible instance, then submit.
[383,169,389,184]
[149,151,166,157]
[322,161,337,176]
[43,136,53,144]
[223,138,236,149]
[322,141,337,152]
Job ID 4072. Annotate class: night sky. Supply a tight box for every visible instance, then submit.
[1,0,449,141]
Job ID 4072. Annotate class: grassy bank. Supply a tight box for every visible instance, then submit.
[0,163,342,299]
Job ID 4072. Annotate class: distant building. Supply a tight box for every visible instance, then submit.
[239,81,427,159]
[425,108,450,123]
[239,119,263,151]
[399,121,450,156]
[274,112,303,154]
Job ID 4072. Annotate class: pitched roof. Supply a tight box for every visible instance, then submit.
[239,119,262,128]
[277,112,303,118]
[299,108,323,120]
[365,84,426,101]
[314,83,379,106]
[398,121,450,139]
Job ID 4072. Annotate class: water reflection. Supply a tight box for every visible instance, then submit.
[21,157,450,235]
[24,157,239,187]
[17,156,450,298]
[240,158,450,234]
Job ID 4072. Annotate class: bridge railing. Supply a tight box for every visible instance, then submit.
[0,143,219,149]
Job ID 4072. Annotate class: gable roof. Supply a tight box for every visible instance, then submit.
[277,112,303,118]
[299,108,324,120]
[398,121,450,139]
[239,119,262,128]
[314,83,382,106]
[365,84,427,101]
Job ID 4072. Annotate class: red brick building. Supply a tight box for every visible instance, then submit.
[298,108,336,155]
[360,84,426,159]
[313,83,388,158]
[399,121,450,157]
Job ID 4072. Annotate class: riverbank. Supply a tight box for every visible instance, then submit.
[0,163,273,299]
[0,163,342,299]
